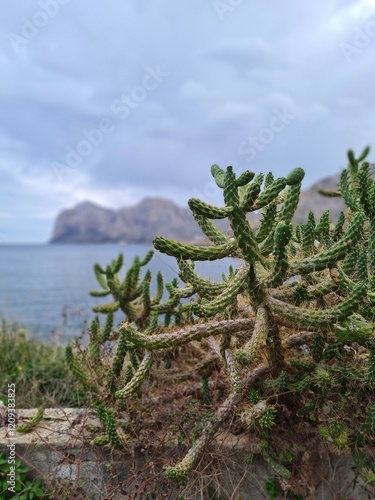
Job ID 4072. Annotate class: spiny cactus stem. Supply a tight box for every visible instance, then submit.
[282,331,315,348]
[236,305,268,366]
[224,349,242,392]
[329,267,356,290]
[188,198,233,219]
[252,177,287,210]
[167,363,270,480]
[290,211,365,275]
[267,283,367,329]
[267,311,285,374]
[269,279,339,301]
[121,318,254,350]
[193,213,230,245]
[178,260,226,296]
[192,263,250,317]
[115,351,153,399]
[153,236,238,261]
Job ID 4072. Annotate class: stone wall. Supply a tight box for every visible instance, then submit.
[0,408,374,499]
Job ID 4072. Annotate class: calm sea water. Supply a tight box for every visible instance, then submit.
[0,244,237,343]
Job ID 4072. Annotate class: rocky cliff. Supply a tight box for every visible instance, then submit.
[49,198,204,244]
[49,173,347,244]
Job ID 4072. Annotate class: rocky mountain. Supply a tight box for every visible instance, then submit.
[49,172,351,244]
[49,198,204,243]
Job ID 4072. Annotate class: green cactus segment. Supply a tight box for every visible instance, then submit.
[153,236,237,261]
[277,182,302,223]
[110,328,129,380]
[264,172,274,187]
[93,263,108,289]
[193,264,249,317]
[256,204,277,243]
[89,316,100,342]
[357,246,368,282]
[225,349,242,392]
[151,294,180,313]
[286,167,305,186]
[115,351,153,399]
[291,212,365,274]
[164,466,189,485]
[357,145,371,162]
[141,269,152,318]
[211,164,226,188]
[92,435,110,446]
[165,424,213,483]
[65,344,89,386]
[119,319,254,351]
[192,213,229,245]
[308,279,339,297]
[90,289,111,298]
[236,170,255,186]
[341,246,358,276]
[266,221,292,287]
[152,271,164,305]
[178,260,226,296]
[262,452,291,479]
[229,209,264,263]
[99,311,114,343]
[315,210,330,237]
[240,173,265,211]
[252,177,287,210]
[111,253,124,274]
[369,183,375,215]
[188,198,233,219]
[223,166,239,207]
[340,170,360,211]
[235,305,268,366]
[318,188,342,197]
[139,250,154,266]
[301,219,316,257]
[17,407,44,434]
[347,149,358,169]
[369,218,375,273]
[268,283,367,328]
[333,317,373,345]
[104,410,122,448]
[332,212,345,242]
[93,301,120,314]
[358,163,372,216]
[145,312,159,335]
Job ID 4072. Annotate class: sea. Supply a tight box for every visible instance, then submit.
[0,244,238,343]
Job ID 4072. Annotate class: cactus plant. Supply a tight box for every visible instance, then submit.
[66,148,375,491]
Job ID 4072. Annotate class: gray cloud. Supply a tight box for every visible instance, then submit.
[0,0,374,242]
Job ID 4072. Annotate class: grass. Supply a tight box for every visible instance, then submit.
[0,319,87,408]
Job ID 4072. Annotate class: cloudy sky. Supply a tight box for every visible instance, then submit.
[0,0,375,242]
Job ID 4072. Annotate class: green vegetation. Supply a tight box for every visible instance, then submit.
[0,320,85,408]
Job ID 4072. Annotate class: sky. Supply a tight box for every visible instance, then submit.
[0,0,375,243]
